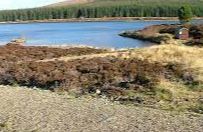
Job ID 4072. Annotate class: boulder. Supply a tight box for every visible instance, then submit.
[6,38,26,46]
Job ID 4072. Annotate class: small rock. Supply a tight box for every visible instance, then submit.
[96,89,101,95]
[198,98,203,103]
[6,38,26,46]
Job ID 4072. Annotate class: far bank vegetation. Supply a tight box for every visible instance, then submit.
[0,0,203,21]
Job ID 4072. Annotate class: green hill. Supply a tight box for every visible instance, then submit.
[0,0,202,22]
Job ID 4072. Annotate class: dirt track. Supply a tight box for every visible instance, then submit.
[36,52,127,62]
[0,86,202,132]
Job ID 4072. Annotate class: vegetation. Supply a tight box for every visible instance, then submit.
[0,0,202,21]
[0,44,202,113]
[178,5,193,24]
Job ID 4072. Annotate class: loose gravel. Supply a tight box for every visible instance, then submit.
[0,86,202,132]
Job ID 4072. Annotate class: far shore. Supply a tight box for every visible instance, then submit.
[0,17,203,24]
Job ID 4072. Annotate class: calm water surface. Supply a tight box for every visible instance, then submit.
[0,21,178,49]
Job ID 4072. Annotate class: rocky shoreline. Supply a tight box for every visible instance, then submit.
[119,24,203,46]
[119,30,173,44]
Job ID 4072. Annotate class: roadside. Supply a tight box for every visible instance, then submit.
[0,85,202,132]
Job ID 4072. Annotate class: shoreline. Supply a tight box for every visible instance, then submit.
[2,43,141,51]
[0,17,202,24]
[120,24,203,46]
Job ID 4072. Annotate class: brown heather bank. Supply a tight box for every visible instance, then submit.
[0,44,107,62]
[0,44,202,114]
[120,24,203,46]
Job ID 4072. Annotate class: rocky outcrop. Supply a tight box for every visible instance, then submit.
[119,24,177,44]
[120,24,203,46]
[120,31,173,44]
[6,38,26,46]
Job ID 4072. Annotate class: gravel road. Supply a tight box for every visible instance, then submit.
[0,86,202,132]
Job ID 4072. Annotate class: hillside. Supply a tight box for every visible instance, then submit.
[0,0,202,22]
[46,0,94,7]
[47,0,203,7]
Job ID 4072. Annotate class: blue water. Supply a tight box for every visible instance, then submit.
[0,21,178,48]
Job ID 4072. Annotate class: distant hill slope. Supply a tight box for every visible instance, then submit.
[0,0,202,22]
[46,0,203,7]
[46,0,95,7]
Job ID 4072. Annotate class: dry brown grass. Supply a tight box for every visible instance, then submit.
[118,44,203,112]
[124,44,203,83]
[155,79,202,112]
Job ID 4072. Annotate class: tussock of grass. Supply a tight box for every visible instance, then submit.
[116,44,203,113]
[154,80,202,112]
[125,44,203,84]
[131,44,203,64]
